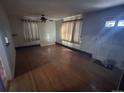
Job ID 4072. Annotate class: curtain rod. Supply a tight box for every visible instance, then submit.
[62,18,83,23]
[21,19,41,22]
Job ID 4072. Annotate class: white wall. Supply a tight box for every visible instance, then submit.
[0,3,15,80]
[9,16,40,47]
[9,16,56,47]
[56,5,124,69]
[40,21,56,46]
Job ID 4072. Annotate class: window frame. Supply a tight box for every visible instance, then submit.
[61,19,82,44]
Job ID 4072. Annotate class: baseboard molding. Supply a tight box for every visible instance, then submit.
[56,42,92,58]
[41,43,55,47]
[93,59,112,70]
[15,44,40,49]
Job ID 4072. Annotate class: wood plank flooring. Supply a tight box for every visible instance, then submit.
[9,45,121,92]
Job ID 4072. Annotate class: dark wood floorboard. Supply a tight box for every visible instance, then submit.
[9,45,121,92]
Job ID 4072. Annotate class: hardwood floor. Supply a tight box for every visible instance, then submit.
[9,45,121,92]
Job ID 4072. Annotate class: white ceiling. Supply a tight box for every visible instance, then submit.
[1,0,124,18]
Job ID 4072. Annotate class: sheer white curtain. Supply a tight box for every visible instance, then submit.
[73,20,82,43]
[23,20,40,41]
[61,20,82,43]
[61,21,74,42]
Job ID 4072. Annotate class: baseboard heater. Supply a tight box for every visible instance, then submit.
[56,42,92,58]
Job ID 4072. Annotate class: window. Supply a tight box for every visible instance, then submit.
[73,21,82,43]
[118,20,124,27]
[105,21,116,27]
[61,20,82,44]
[23,20,40,41]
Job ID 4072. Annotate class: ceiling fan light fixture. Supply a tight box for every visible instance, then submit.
[40,14,47,22]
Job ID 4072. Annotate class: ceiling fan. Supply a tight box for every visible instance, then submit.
[40,14,54,23]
